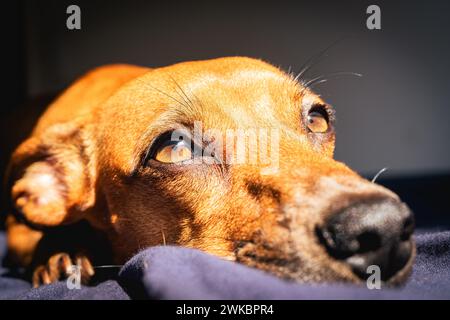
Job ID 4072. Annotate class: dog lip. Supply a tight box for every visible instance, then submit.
[385,238,416,286]
[345,238,414,283]
[235,237,415,284]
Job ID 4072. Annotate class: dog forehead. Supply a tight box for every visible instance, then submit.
[142,58,303,126]
[96,57,319,172]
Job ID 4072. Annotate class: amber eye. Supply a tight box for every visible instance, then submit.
[154,139,193,163]
[306,109,329,133]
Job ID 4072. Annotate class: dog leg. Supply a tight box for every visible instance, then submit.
[5,215,43,268]
[7,216,113,287]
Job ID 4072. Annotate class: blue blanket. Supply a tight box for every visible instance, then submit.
[0,229,449,300]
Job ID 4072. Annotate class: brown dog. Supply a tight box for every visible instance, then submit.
[4,57,415,287]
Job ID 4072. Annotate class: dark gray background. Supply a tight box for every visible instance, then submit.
[7,0,450,178]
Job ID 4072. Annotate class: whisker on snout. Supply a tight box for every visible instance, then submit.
[372,167,389,183]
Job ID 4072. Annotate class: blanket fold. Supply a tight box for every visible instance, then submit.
[1,230,449,299]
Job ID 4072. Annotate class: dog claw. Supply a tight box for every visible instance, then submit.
[75,254,95,282]
[32,265,51,287]
[32,252,95,288]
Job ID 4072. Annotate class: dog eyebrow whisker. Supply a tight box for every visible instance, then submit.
[168,75,209,124]
[301,71,363,93]
[136,79,191,109]
[169,75,196,109]
[294,37,345,84]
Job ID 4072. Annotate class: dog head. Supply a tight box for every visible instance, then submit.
[8,57,415,285]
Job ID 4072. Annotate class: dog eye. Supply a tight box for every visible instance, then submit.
[306,108,329,133]
[154,139,193,163]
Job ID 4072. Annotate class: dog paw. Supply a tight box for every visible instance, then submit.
[32,252,95,288]
[12,162,68,227]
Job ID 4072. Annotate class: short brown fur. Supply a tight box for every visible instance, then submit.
[4,57,414,287]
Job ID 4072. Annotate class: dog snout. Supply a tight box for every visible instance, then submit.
[316,198,415,281]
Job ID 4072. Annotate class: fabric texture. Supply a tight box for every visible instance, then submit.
[0,229,449,300]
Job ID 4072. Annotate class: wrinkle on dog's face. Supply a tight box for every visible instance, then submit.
[93,57,413,284]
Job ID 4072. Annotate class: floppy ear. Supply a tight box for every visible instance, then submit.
[7,121,96,227]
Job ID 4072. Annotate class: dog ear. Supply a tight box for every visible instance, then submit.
[7,121,96,227]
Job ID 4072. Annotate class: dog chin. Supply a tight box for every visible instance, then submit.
[235,244,415,287]
[383,243,416,287]
[315,244,415,286]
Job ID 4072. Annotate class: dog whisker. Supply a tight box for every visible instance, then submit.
[299,71,362,96]
[108,216,135,223]
[287,65,293,75]
[169,75,196,110]
[93,265,123,269]
[293,37,345,84]
[372,167,389,183]
[186,235,238,244]
[161,229,166,246]
[136,79,190,110]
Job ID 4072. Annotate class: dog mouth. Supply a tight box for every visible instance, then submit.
[339,238,415,283]
[233,204,416,286]
[234,238,415,286]
[335,238,416,286]
[231,196,416,285]
[378,239,416,286]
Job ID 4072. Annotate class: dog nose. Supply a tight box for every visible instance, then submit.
[317,199,414,281]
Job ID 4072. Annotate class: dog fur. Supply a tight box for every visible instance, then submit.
[4,57,415,287]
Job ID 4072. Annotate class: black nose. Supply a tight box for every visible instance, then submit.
[317,199,414,281]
